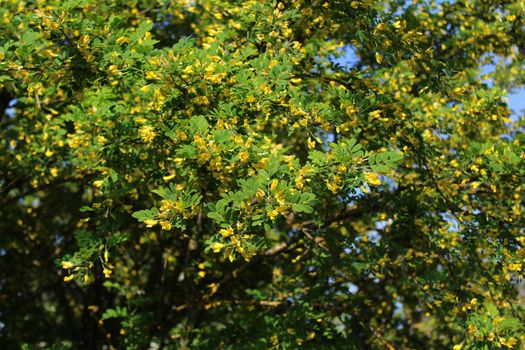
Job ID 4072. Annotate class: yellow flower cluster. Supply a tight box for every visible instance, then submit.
[139,125,157,143]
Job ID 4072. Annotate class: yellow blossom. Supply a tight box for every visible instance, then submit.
[144,219,158,227]
[501,337,517,348]
[139,125,156,143]
[83,274,94,284]
[160,220,172,230]
[116,36,129,45]
[267,209,279,220]
[61,261,75,269]
[375,52,383,64]
[49,167,59,177]
[238,151,249,163]
[108,64,119,75]
[326,176,341,194]
[307,137,315,149]
[326,181,339,194]
[145,71,161,80]
[194,95,209,105]
[369,110,382,119]
[63,274,76,282]
[508,263,522,271]
[163,174,176,181]
[76,34,90,48]
[211,242,225,253]
[93,180,104,188]
[295,176,305,189]
[364,172,381,186]
[219,227,234,237]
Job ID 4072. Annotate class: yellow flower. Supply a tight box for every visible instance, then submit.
[103,268,112,278]
[61,261,75,269]
[93,180,104,188]
[78,34,90,48]
[108,64,119,76]
[194,95,210,105]
[144,219,158,227]
[326,180,340,194]
[84,274,94,284]
[182,65,194,74]
[211,242,225,253]
[499,337,517,348]
[145,71,161,80]
[307,137,315,149]
[139,125,156,143]
[422,129,433,140]
[267,209,279,220]
[295,176,305,189]
[346,105,357,117]
[452,344,462,350]
[63,274,76,282]
[116,36,129,45]
[325,175,341,194]
[160,220,172,230]
[44,49,58,58]
[238,151,249,163]
[49,167,59,177]
[219,227,234,237]
[508,263,522,271]
[163,174,176,181]
[198,152,211,164]
[364,172,381,186]
[369,110,382,119]
[375,52,383,64]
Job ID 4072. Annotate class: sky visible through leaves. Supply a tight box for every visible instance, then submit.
[335,46,525,116]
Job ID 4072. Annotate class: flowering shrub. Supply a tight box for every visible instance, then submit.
[1,0,524,349]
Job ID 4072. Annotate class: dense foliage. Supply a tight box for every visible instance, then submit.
[1,0,525,349]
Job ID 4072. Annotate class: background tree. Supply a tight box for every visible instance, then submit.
[1,0,524,349]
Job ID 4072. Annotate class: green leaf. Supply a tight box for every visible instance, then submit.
[292,203,314,214]
[207,211,225,222]
[132,208,159,222]
[189,115,209,134]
